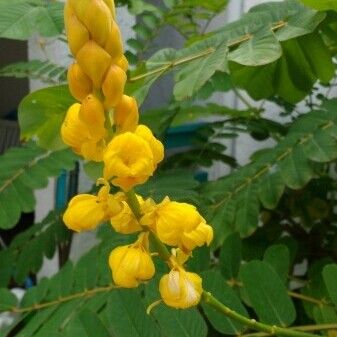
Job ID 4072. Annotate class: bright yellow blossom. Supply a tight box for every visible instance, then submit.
[109,232,155,288]
[103,126,163,190]
[159,266,203,309]
[63,183,113,232]
[113,95,139,133]
[146,197,213,252]
[61,103,106,161]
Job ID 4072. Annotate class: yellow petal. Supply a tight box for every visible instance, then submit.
[65,14,89,56]
[67,63,93,101]
[114,95,139,133]
[102,65,127,109]
[77,40,111,88]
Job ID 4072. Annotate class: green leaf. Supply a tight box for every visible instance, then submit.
[322,264,337,306]
[201,270,248,335]
[0,289,18,312]
[174,43,228,101]
[107,289,161,337]
[0,144,77,229]
[300,0,337,11]
[258,173,284,210]
[0,0,64,40]
[18,85,76,150]
[0,60,67,84]
[229,27,282,66]
[239,261,296,326]
[263,244,290,283]
[219,232,242,280]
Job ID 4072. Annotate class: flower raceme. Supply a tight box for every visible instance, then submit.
[62,0,212,310]
[109,232,155,288]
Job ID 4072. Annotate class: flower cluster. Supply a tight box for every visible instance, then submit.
[61,0,213,309]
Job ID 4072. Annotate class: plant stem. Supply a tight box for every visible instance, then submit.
[241,324,337,337]
[125,189,142,219]
[202,292,320,337]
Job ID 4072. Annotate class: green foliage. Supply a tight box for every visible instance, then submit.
[18,85,76,150]
[2,211,70,285]
[0,143,77,229]
[300,0,337,11]
[0,0,64,40]
[0,60,67,84]
[203,99,337,246]
[128,0,330,104]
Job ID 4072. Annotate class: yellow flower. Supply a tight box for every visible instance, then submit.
[135,125,164,166]
[103,127,163,190]
[63,183,112,232]
[76,40,112,88]
[113,95,139,133]
[108,232,155,288]
[79,94,106,130]
[61,103,106,161]
[159,266,203,309]
[102,65,127,109]
[67,63,93,101]
[109,192,143,234]
[147,197,213,252]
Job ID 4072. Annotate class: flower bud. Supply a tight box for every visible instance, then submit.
[61,103,105,161]
[159,267,203,309]
[102,65,127,109]
[104,20,123,59]
[109,192,143,234]
[114,95,139,133]
[103,131,155,190]
[116,55,129,72]
[63,184,112,232]
[81,0,112,46]
[103,0,116,18]
[80,94,106,132]
[65,14,90,56]
[109,233,155,288]
[151,198,213,252]
[67,63,93,101]
[68,0,91,20]
[135,125,164,166]
[77,40,111,88]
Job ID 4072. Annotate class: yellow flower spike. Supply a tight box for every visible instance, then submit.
[63,183,113,232]
[79,94,106,133]
[109,192,143,234]
[65,14,90,56]
[76,40,112,88]
[67,63,93,101]
[114,95,139,133]
[102,65,127,109]
[159,266,203,309]
[104,20,123,59]
[135,125,164,167]
[81,0,112,46]
[116,55,129,72]
[103,131,157,191]
[108,232,155,288]
[151,198,213,252]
